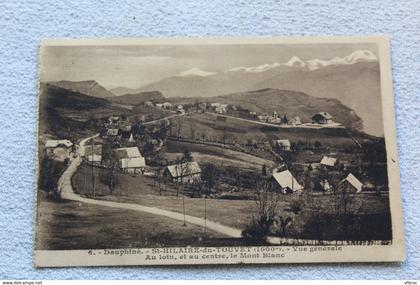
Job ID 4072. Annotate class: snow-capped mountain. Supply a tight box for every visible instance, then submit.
[228,62,282,73]
[178,67,215,77]
[285,56,306,67]
[226,50,378,72]
[306,50,378,70]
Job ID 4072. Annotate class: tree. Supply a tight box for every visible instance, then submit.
[243,178,280,240]
[157,120,170,142]
[201,164,220,197]
[261,164,267,176]
[328,180,363,239]
[155,169,168,196]
[100,166,119,194]
[181,149,193,163]
[200,164,220,235]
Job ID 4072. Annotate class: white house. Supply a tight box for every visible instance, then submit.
[211,102,228,114]
[115,146,146,173]
[320,156,337,167]
[106,128,119,137]
[119,157,146,174]
[272,169,303,194]
[272,139,291,151]
[317,179,331,192]
[163,102,173,109]
[108,116,121,125]
[164,161,202,183]
[337,173,363,193]
[312,112,334,124]
[45,139,73,161]
[85,144,102,164]
[45,139,73,148]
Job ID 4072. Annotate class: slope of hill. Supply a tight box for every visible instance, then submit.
[108,91,164,105]
[110,86,139,96]
[48,80,115,99]
[135,61,380,135]
[253,62,382,136]
[214,89,363,130]
[38,83,127,138]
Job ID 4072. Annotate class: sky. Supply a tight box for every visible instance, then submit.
[39,42,378,89]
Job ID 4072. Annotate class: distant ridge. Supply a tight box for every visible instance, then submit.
[108,91,164,105]
[48,80,115,99]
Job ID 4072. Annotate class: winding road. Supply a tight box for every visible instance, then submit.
[57,133,242,238]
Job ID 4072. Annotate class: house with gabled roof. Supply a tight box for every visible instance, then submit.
[271,139,291,151]
[45,139,73,161]
[312,112,334,124]
[320,156,337,167]
[84,144,102,164]
[337,173,363,193]
[115,146,146,173]
[272,169,303,194]
[164,161,202,184]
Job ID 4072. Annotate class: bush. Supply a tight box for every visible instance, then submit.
[287,199,303,214]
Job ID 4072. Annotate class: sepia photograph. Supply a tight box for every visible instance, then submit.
[33,37,404,267]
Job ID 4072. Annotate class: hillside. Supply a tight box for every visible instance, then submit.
[48,80,115,99]
[253,62,382,136]
[38,83,128,138]
[109,86,139,96]
[108,91,164,105]
[130,61,381,135]
[215,89,363,130]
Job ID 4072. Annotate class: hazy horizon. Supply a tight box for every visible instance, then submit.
[40,43,378,90]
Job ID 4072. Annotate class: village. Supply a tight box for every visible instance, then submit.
[37,91,394,247]
[43,100,366,199]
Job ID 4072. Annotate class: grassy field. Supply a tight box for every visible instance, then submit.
[72,164,391,235]
[168,112,368,148]
[164,139,275,173]
[35,195,245,250]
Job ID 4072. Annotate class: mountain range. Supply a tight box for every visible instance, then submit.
[45,50,383,136]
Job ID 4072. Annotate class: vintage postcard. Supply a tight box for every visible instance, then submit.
[34,36,405,267]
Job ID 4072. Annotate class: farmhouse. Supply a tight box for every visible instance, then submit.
[249,111,258,119]
[315,179,331,192]
[106,128,119,137]
[116,146,146,173]
[163,102,173,109]
[290,116,302,125]
[320,156,337,167]
[176,105,185,114]
[45,139,73,161]
[272,169,303,194]
[257,113,269,122]
[211,102,228,114]
[144,101,153,107]
[337,173,363,193]
[119,157,146,174]
[45,139,73,148]
[272,139,291,151]
[164,161,202,183]
[312,112,334,125]
[116,146,142,159]
[108,116,121,125]
[84,144,102,164]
